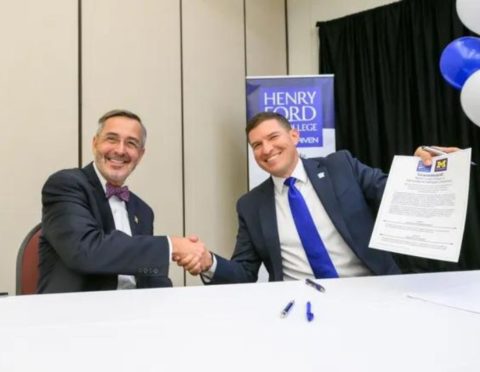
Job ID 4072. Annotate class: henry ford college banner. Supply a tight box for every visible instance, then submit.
[246,75,335,189]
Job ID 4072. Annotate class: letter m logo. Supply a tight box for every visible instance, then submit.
[434,159,448,172]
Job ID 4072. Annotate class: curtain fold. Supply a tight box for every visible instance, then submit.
[318,0,480,273]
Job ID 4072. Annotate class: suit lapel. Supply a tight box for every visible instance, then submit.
[82,162,116,233]
[126,199,138,235]
[302,158,355,249]
[258,179,284,280]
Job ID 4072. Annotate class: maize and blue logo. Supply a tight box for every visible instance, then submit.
[434,158,448,172]
[416,161,432,172]
[416,158,448,173]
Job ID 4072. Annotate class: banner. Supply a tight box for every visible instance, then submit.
[246,75,335,188]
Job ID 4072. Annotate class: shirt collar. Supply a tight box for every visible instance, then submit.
[271,157,308,194]
[92,162,108,194]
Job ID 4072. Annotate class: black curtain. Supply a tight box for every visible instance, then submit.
[318,0,480,273]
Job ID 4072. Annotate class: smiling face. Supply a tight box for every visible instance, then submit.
[92,116,145,186]
[248,118,300,178]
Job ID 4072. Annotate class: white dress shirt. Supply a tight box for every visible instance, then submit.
[93,164,137,289]
[272,160,371,280]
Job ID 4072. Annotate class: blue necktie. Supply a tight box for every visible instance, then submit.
[284,177,338,278]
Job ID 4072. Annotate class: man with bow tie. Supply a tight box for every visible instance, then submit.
[190,112,455,284]
[38,109,208,293]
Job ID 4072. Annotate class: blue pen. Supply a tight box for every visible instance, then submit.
[305,278,325,293]
[306,301,314,322]
[280,300,295,318]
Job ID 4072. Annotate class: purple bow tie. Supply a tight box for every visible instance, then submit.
[106,183,130,202]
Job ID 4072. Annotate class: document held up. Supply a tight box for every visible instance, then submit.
[369,149,471,262]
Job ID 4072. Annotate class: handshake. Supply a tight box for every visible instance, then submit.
[171,236,213,275]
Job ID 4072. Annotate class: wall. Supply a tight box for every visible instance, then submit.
[0,0,286,295]
[0,0,78,295]
[183,0,287,285]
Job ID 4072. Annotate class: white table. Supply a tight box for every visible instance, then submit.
[1,271,479,372]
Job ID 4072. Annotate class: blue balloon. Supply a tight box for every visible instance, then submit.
[439,36,480,90]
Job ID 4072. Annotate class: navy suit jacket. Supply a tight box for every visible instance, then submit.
[212,151,401,284]
[38,162,171,293]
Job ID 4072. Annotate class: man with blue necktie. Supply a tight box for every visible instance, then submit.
[191,112,454,283]
[39,109,209,293]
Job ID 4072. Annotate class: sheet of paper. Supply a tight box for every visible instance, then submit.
[369,149,471,262]
[407,282,480,315]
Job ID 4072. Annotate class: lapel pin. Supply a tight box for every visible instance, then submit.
[134,216,139,224]
[317,172,325,179]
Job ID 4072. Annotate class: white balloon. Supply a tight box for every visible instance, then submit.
[457,0,480,35]
[461,70,480,126]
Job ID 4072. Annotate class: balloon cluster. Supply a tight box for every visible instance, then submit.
[440,0,480,126]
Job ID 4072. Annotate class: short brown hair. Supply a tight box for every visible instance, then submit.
[246,111,292,136]
[97,109,147,147]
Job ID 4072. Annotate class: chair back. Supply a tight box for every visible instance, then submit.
[16,223,41,295]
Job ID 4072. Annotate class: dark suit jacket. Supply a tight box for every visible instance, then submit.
[38,162,171,293]
[211,150,401,284]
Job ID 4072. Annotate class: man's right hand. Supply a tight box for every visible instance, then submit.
[171,236,212,275]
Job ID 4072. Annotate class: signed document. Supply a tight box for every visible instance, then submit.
[369,149,471,262]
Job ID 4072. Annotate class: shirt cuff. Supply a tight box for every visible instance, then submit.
[166,236,173,279]
[200,253,217,283]
[166,236,173,261]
